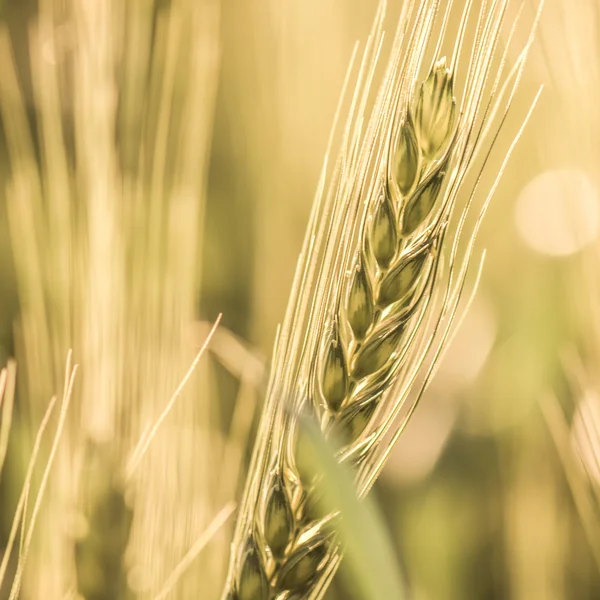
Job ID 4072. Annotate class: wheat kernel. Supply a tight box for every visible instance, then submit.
[393,117,420,195]
[277,537,328,592]
[378,248,429,306]
[347,260,374,340]
[238,538,269,600]
[414,57,456,158]
[370,194,398,268]
[351,324,405,379]
[264,476,294,560]
[402,169,444,235]
[321,328,349,411]
[339,397,380,442]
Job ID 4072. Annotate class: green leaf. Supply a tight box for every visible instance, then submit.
[296,415,406,600]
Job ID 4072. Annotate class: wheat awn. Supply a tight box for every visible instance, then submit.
[221,1,543,599]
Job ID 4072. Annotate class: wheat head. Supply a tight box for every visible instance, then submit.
[221,0,543,599]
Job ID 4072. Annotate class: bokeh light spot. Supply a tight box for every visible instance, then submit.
[515,169,599,256]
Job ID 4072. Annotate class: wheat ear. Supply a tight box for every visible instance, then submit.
[225,64,455,600]
[222,1,542,599]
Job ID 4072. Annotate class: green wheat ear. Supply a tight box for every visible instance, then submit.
[221,1,543,599]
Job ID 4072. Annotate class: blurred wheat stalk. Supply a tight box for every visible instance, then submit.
[0,356,77,600]
[0,0,234,598]
[533,0,600,576]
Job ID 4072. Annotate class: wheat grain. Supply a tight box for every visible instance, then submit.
[222,0,542,599]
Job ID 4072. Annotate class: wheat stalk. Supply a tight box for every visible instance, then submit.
[534,0,600,574]
[222,1,543,599]
[0,0,221,596]
[0,355,77,599]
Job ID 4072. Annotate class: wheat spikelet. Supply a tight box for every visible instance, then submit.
[222,0,543,599]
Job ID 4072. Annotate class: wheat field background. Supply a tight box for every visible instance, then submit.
[0,0,599,599]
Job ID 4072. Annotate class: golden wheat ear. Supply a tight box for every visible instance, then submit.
[222,0,543,599]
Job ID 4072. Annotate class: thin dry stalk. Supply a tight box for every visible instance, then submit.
[0,361,16,477]
[0,354,76,598]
